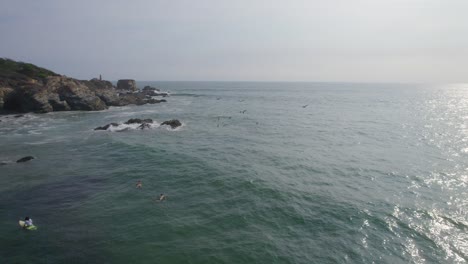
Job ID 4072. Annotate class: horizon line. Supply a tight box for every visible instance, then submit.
[104,80,465,85]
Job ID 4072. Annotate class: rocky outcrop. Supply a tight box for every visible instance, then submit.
[118,92,166,106]
[0,59,168,113]
[82,78,121,106]
[138,123,151,129]
[143,86,160,92]
[161,119,182,129]
[95,118,154,131]
[117,79,137,91]
[141,85,169,97]
[124,118,153,124]
[118,92,148,106]
[9,76,108,113]
[95,118,181,131]
[0,87,14,109]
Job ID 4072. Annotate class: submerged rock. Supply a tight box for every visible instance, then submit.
[16,156,34,163]
[94,123,119,130]
[161,119,182,129]
[146,99,166,104]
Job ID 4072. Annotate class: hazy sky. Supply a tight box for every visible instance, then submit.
[1,0,467,82]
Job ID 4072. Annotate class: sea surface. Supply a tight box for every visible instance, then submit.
[0,82,467,264]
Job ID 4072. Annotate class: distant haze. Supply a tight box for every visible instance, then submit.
[1,0,467,82]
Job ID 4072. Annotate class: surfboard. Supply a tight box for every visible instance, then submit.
[19,220,37,230]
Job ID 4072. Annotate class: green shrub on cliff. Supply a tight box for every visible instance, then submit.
[0,58,58,80]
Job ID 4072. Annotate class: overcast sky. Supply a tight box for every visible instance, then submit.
[1,0,467,82]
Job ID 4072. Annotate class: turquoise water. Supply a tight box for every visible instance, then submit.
[0,82,467,263]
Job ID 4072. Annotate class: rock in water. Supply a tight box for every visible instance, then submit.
[142,86,160,92]
[118,92,163,106]
[145,99,166,104]
[117,79,137,91]
[95,119,154,131]
[161,119,182,129]
[141,86,169,97]
[138,123,152,130]
[94,123,119,130]
[16,156,34,163]
[124,118,153,124]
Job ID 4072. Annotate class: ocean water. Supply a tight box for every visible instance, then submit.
[0,82,467,264]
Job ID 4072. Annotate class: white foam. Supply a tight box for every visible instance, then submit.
[160,122,184,131]
[96,120,183,132]
[105,122,161,132]
[151,91,170,96]
[24,137,67,145]
[28,130,43,135]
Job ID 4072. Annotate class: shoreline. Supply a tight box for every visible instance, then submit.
[0,58,169,114]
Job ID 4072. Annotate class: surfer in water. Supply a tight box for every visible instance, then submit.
[157,193,166,201]
[24,217,33,228]
[136,180,142,189]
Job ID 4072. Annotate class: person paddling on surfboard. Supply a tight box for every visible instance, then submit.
[23,217,33,228]
[19,217,37,230]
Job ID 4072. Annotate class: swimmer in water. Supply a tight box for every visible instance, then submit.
[136,180,142,189]
[158,193,166,201]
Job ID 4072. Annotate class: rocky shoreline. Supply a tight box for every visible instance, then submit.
[0,59,183,165]
[0,58,168,114]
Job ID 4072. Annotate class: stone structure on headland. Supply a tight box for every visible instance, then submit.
[0,58,167,113]
[117,79,137,91]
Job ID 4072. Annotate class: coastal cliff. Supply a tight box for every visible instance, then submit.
[0,58,165,113]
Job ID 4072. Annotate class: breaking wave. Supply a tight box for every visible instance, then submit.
[95,121,184,132]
